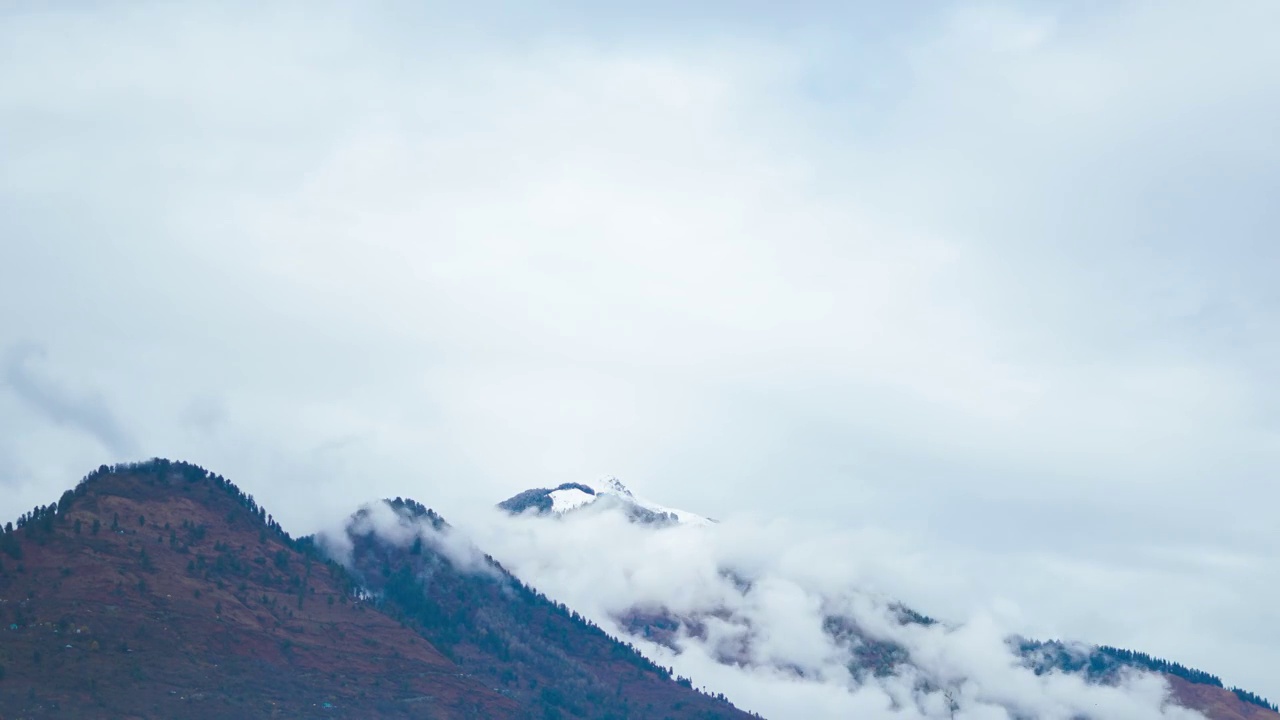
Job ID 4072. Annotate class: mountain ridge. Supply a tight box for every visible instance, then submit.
[0,458,518,718]
[2,461,1273,720]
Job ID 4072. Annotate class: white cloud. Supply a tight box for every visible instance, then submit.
[463,505,1209,719]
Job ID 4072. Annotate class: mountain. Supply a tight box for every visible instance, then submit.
[325,497,754,719]
[4,462,1273,720]
[491,480,1279,720]
[0,460,518,719]
[498,478,713,526]
[0,460,749,719]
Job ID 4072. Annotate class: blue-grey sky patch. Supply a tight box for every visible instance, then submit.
[3,345,137,457]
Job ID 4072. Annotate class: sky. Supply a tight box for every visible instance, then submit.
[2,0,1278,707]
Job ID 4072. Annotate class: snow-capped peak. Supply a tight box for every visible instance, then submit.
[499,478,714,526]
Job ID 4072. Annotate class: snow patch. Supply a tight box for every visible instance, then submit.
[593,477,714,526]
[549,487,597,513]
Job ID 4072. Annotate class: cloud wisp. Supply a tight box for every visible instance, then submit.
[3,345,137,457]
[319,498,498,580]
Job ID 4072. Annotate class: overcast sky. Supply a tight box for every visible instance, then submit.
[2,0,1278,704]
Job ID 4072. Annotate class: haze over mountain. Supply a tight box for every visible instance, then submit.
[5,460,1271,719]
[4,0,1280,713]
[486,480,1277,720]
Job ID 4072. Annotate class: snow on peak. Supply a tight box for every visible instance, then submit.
[547,484,596,513]
[499,478,714,526]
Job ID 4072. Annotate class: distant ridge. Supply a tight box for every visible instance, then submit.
[1021,640,1278,714]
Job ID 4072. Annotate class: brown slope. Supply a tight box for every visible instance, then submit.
[1169,677,1280,720]
[0,461,519,719]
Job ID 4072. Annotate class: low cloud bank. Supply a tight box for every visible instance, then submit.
[459,506,1206,720]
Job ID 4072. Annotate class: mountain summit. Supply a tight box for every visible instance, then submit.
[498,478,713,526]
[0,460,520,718]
